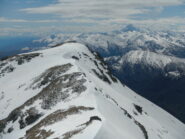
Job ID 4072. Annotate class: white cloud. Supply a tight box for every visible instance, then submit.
[108,16,185,25]
[0,26,51,36]
[21,0,184,19]
[1,16,185,37]
[0,17,58,23]
[2,0,185,36]
[18,0,185,32]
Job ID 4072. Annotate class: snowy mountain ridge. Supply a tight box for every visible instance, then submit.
[119,50,185,69]
[36,25,185,59]
[0,43,185,139]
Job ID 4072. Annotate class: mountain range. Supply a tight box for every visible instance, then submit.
[35,25,185,123]
[0,43,185,139]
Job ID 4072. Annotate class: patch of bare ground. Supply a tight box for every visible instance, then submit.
[63,128,83,139]
[0,53,41,78]
[29,63,73,89]
[22,106,94,139]
[0,53,41,63]
[62,116,101,139]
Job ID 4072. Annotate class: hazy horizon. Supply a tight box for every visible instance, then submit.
[1,0,185,37]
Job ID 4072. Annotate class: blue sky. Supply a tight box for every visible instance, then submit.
[0,0,185,36]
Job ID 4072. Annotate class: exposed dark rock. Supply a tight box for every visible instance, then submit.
[7,127,13,133]
[120,107,132,119]
[7,109,22,123]
[89,116,102,122]
[0,65,15,77]
[93,60,98,67]
[92,69,111,84]
[133,104,143,114]
[80,115,102,127]
[7,107,42,129]
[0,121,6,133]
[134,121,148,139]
[106,71,118,83]
[25,108,42,125]
[72,56,79,60]
[0,63,7,70]
[82,52,89,57]
[19,118,26,129]
[105,94,119,106]
[0,109,22,132]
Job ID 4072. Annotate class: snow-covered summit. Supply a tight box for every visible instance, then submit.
[0,43,185,139]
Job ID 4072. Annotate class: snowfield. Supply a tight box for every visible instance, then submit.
[116,50,185,69]
[0,43,185,139]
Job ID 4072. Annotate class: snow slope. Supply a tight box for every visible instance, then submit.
[0,43,185,139]
[120,50,185,68]
[106,50,185,80]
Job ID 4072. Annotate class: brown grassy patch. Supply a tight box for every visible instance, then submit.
[23,106,94,139]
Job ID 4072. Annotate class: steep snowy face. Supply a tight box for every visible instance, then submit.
[0,43,185,139]
[107,50,185,77]
[106,50,185,123]
[120,50,185,69]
